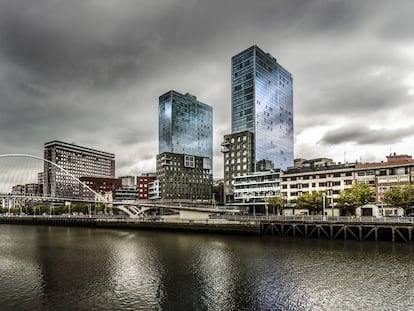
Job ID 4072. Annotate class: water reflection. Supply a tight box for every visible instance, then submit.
[1,226,414,310]
[109,231,164,310]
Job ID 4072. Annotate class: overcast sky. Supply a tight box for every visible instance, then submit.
[1,0,414,178]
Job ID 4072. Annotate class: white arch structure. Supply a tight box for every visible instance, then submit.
[0,154,171,218]
[0,153,107,203]
[0,154,148,217]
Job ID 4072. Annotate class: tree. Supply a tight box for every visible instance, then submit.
[383,185,414,213]
[295,191,324,214]
[212,182,224,206]
[382,187,402,208]
[267,194,286,215]
[336,183,374,214]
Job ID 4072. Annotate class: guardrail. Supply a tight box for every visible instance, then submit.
[210,214,414,224]
[96,217,250,225]
[3,214,414,225]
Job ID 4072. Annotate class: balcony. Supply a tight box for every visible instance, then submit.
[220,140,230,153]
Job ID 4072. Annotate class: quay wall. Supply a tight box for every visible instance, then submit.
[0,217,261,235]
[1,216,414,243]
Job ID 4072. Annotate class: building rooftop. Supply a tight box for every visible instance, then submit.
[44,140,115,158]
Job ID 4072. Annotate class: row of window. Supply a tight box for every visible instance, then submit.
[282,180,352,189]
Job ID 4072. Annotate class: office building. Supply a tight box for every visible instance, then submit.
[159,90,213,160]
[157,90,213,200]
[43,141,115,198]
[231,45,293,170]
[223,46,293,203]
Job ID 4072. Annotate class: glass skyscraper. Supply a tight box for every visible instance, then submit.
[159,90,213,160]
[231,45,293,170]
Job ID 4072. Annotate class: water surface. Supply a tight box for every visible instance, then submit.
[1,225,413,310]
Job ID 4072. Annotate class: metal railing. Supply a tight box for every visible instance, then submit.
[2,214,414,225]
[210,214,414,224]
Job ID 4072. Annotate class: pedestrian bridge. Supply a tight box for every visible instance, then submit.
[112,201,241,219]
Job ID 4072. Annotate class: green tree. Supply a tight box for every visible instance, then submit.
[401,185,414,211]
[295,191,324,214]
[267,194,286,215]
[383,185,414,213]
[337,183,374,214]
[212,182,224,205]
[383,187,402,208]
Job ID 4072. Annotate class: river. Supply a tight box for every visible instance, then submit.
[0,225,413,310]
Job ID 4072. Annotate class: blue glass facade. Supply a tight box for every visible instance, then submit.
[231,46,293,170]
[159,90,213,160]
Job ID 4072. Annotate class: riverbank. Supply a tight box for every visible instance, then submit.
[1,216,414,243]
[0,216,262,235]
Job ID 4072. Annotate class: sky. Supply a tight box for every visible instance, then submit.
[0,0,414,178]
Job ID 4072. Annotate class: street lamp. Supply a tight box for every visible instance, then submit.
[322,193,326,221]
[212,193,216,209]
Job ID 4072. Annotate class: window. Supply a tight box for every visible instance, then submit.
[184,155,195,168]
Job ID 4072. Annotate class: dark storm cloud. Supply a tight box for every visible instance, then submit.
[320,125,414,146]
[0,0,413,176]
[0,0,370,88]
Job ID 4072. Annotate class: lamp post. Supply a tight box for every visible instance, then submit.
[322,193,326,221]
[330,186,334,217]
[212,193,216,209]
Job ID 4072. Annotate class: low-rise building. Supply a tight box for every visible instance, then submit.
[115,186,138,201]
[281,159,356,207]
[233,170,281,213]
[25,183,43,196]
[138,173,156,200]
[148,180,161,200]
[79,177,122,201]
[119,176,136,187]
[355,153,414,207]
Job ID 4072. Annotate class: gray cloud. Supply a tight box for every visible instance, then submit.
[0,0,414,177]
[320,124,414,146]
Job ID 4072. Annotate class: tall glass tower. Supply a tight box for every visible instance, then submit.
[159,90,213,160]
[231,45,293,170]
